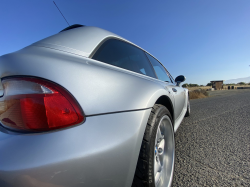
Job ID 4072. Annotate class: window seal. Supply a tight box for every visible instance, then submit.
[90,38,158,79]
[90,38,175,82]
[144,52,173,83]
[144,52,158,79]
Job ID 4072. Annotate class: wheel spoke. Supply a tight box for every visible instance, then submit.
[154,156,158,175]
[153,115,174,187]
[155,156,162,173]
[158,139,165,153]
[155,172,161,186]
[156,127,162,142]
[154,157,162,186]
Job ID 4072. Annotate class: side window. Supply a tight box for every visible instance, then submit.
[145,53,172,83]
[92,39,156,78]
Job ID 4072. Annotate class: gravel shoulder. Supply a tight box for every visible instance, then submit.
[173,89,250,186]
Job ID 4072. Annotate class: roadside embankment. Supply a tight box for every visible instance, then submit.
[189,89,208,99]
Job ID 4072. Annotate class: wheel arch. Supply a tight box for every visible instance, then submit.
[155,95,175,126]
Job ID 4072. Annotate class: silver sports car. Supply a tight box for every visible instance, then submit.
[0,24,190,187]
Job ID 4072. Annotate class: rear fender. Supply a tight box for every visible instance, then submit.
[0,46,175,117]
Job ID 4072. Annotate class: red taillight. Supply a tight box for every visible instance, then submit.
[0,77,84,132]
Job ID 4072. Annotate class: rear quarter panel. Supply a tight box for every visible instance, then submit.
[0,46,175,116]
[0,46,178,187]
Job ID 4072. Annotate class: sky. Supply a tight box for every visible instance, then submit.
[1,0,250,85]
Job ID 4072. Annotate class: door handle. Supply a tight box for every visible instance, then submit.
[172,88,177,92]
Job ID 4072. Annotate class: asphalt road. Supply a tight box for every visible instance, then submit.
[172,89,250,187]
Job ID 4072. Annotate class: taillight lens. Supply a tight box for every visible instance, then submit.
[0,77,84,132]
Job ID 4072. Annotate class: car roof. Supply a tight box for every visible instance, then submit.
[31,26,147,58]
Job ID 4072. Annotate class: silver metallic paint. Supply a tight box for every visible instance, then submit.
[0,109,151,187]
[31,26,139,58]
[0,26,188,186]
[154,115,174,187]
[0,46,187,120]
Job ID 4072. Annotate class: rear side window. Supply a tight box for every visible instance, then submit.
[145,53,172,83]
[92,39,156,78]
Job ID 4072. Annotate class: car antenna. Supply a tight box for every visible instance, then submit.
[53,1,70,26]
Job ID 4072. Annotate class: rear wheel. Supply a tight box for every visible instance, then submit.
[132,104,175,187]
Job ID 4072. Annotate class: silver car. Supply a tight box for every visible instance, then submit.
[0,25,190,187]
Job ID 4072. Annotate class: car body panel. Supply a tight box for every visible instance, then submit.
[166,84,186,118]
[0,109,151,187]
[30,26,142,58]
[0,26,188,187]
[0,46,184,120]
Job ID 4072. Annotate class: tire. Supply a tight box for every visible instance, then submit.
[132,104,175,187]
[185,98,190,117]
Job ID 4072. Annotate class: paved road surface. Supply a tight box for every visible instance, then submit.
[172,89,250,186]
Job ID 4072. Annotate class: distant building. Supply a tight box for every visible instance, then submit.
[210,80,224,90]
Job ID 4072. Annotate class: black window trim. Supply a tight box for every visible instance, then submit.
[89,37,114,59]
[168,72,175,83]
[90,37,175,83]
[144,52,174,83]
[90,37,159,79]
[90,37,145,59]
[143,52,159,80]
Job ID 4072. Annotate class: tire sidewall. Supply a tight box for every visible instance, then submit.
[148,106,173,187]
[185,99,190,117]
